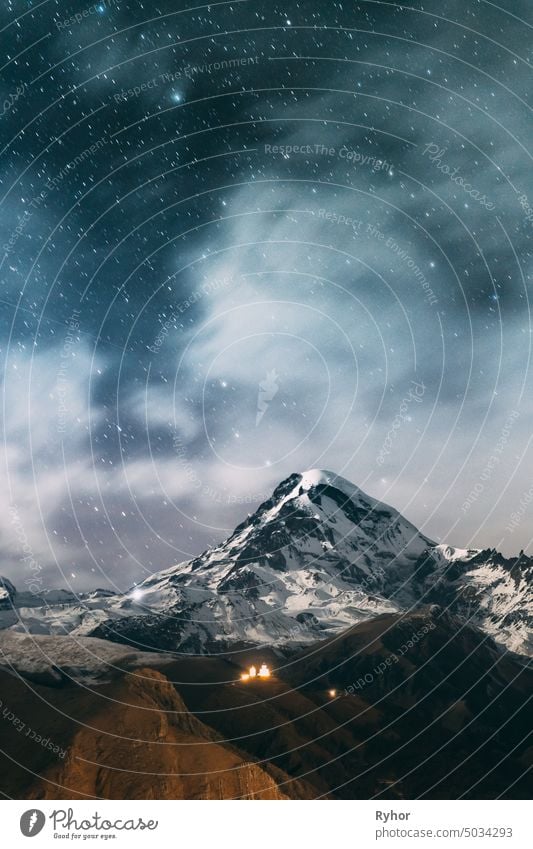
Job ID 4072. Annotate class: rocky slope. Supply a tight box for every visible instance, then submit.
[0,634,311,800]
[1,612,530,800]
[174,609,533,799]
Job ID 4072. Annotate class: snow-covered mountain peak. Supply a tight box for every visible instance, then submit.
[290,468,368,497]
[1,471,531,656]
[266,468,375,507]
[193,469,432,590]
[225,468,421,548]
[0,576,17,610]
[433,544,481,562]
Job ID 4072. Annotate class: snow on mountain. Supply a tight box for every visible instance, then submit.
[0,576,17,610]
[410,545,533,656]
[0,631,173,685]
[0,470,531,656]
[89,469,433,651]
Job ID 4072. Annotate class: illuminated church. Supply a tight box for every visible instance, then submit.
[240,663,271,681]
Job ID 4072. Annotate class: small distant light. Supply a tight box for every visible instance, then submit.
[328,689,337,698]
[240,672,250,681]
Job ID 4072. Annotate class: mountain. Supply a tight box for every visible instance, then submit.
[410,545,533,656]
[2,611,529,799]
[1,470,531,655]
[172,608,532,799]
[0,634,313,800]
[89,469,433,651]
[0,576,17,610]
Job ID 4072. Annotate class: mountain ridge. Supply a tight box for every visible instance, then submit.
[1,469,531,656]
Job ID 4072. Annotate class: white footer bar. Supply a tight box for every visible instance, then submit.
[3,799,530,848]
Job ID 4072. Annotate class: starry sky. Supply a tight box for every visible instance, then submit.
[1,0,532,592]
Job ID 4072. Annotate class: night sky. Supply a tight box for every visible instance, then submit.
[1,0,532,592]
